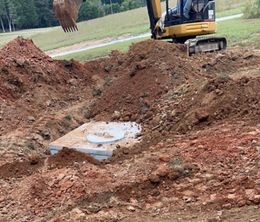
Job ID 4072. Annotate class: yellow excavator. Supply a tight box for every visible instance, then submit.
[53,0,227,55]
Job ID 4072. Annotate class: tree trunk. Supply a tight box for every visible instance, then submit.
[0,17,5,32]
[6,16,12,32]
[109,0,113,14]
[8,20,12,32]
[12,20,15,31]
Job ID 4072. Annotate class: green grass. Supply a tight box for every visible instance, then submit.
[56,37,148,61]
[0,0,250,51]
[216,7,243,17]
[57,18,260,61]
[218,18,260,48]
[0,27,52,49]
[215,0,248,11]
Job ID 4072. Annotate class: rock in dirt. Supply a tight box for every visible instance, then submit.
[126,206,136,212]
[149,174,161,184]
[27,116,36,123]
[154,164,170,177]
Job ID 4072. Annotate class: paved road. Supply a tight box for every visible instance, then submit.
[217,13,243,22]
[49,13,243,58]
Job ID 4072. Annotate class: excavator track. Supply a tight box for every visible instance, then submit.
[185,36,227,56]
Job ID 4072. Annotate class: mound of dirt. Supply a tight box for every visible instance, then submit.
[0,37,90,101]
[0,37,100,137]
[47,148,101,169]
[160,75,260,133]
[89,40,260,133]
[0,158,43,179]
[198,48,259,74]
[90,40,208,121]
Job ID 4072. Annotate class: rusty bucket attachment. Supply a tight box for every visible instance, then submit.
[53,0,83,32]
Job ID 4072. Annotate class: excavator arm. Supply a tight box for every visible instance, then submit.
[146,0,162,38]
[53,0,85,32]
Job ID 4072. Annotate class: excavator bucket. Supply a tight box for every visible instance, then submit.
[53,0,83,32]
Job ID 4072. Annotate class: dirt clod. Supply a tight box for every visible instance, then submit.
[47,147,101,168]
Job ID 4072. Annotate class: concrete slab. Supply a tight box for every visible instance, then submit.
[49,122,142,160]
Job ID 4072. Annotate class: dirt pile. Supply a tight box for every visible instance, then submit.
[90,40,208,121]
[90,40,260,132]
[0,157,43,179]
[47,147,101,169]
[198,48,260,74]
[0,37,98,138]
[0,37,90,101]
[174,76,260,130]
[0,38,103,165]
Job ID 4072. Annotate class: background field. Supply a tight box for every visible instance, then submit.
[0,0,250,51]
[56,18,260,61]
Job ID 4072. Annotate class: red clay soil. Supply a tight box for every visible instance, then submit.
[158,75,260,133]
[90,41,208,121]
[0,157,44,179]
[0,37,98,136]
[0,148,100,179]
[90,40,260,131]
[0,37,90,101]
[0,38,260,221]
[47,147,101,169]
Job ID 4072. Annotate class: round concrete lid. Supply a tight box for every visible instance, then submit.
[86,126,125,144]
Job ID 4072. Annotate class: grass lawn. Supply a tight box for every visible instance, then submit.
[56,37,149,61]
[216,7,243,18]
[0,0,249,51]
[58,18,260,61]
[218,19,260,48]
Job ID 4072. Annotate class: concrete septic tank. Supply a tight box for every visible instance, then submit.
[49,122,142,160]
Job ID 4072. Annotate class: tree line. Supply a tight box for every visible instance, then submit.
[0,0,146,32]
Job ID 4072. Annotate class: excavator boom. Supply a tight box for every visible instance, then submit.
[53,0,84,32]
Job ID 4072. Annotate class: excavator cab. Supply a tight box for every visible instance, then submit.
[166,0,215,27]
[146,0,227,55]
